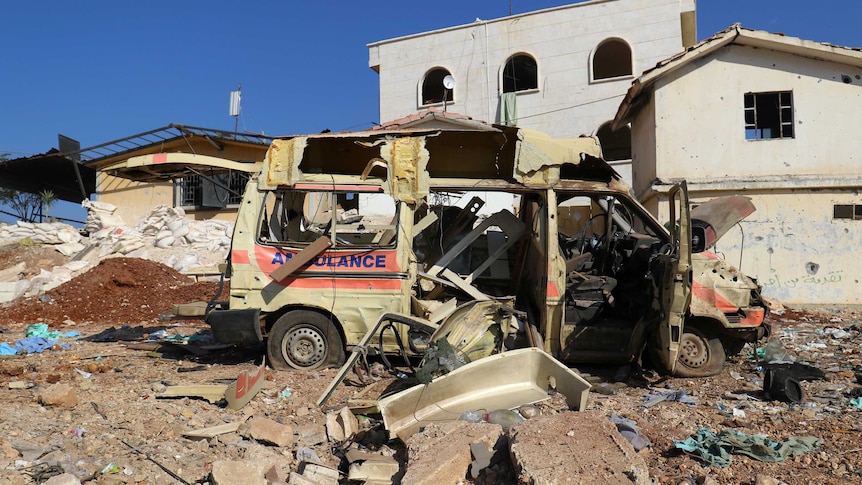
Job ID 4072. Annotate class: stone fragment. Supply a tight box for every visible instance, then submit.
[37,384,79,408]
[210,460,266,485]
[43,473,82,485]
[509,410,650,485]
[402,420,504,485]
[242,417,295,447]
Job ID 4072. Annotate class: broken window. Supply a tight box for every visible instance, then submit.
[744,91,794,140]
[421,67,454,105]
[503,54,538,93]
[592,39,633,81]
[258,189,399,248]
[833,204,862,220]
[176,171,248,209]
[596,122,631,161]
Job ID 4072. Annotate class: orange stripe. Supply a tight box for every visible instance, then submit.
[547,282,559,298]
[232,249,250,264]
[692,280,738,313]
[738,308,766,326]
[275,278,402,290]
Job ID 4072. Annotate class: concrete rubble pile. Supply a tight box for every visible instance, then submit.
[0,202,233,304]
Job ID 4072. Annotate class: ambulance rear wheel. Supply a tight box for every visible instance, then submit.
[267,310,345,371]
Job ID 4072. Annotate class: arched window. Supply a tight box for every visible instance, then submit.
[503,54,538,93]
[592,38,633,81]
[596,122,631,161]
[422,67,454,105]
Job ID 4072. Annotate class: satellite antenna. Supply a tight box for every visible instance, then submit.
[442,75,455,112]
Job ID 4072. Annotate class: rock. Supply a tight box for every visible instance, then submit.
[43,473,82,485]
[242,417,295,447]
[37,384,79,408]
[754,475,787,485]
[402,420,505,485]
[211,460,266,485]
[509,411,650,485]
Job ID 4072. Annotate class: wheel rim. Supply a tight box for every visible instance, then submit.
[679,334,709,368]
[282,325,326,368]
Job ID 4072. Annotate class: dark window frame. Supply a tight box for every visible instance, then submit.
[834,204,862,221]
[592,38,633,81]
[744,91,795,140]
[421,67,454,106]
[176,171,249,210]
[502,53,539,93]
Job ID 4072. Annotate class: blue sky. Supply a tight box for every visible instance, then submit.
[1,0,858,224]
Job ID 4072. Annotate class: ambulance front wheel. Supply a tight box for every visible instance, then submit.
[267,310,346,371]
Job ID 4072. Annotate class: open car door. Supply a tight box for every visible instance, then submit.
[651,183,692,374]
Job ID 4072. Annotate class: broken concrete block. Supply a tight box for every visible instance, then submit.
[43,473,81,485]
[37,383,78,408]
[326,406,360,442]
[300,462,340,485]
[402,420,504,485]
[509,411,650,485]
[288,471,318,485]
[346,449,400,484]
[211,460,266,485]
[295,424,327,446]
[242,417,295,447]
[265,465,289,484]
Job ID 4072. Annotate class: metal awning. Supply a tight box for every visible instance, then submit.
[102,153,262,182]
[0,150,96,203]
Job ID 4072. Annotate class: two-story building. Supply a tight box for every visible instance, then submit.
[613,25,862,305]
[367,0,697,184]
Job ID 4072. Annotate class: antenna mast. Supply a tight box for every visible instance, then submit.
[229,84,242,132]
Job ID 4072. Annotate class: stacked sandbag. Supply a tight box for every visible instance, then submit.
[136,205,233,251]
[82,199,125,233]
[0,221,85,256]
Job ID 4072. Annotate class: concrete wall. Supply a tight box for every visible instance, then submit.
[369,0,692,188]
[691,191,862,305]
[96,173,238,225]
[649,45,862,180]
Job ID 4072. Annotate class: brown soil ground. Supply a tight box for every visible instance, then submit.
[0,257,225,325]
[0,246,69,279]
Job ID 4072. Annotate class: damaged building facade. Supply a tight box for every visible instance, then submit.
[613,25,862,306]
[367,0,698,184]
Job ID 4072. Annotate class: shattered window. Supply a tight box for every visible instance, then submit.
[503,54,538,93]
[744,91,794,140]
[592,39,633,81]
[258,189,399,247]
[421,67,454,105]
[176,171,248,209]
[596,122,631,161]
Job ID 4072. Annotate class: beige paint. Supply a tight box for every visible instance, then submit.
[625,30,862,305]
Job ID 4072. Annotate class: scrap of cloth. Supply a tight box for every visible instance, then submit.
[674,428,822,467]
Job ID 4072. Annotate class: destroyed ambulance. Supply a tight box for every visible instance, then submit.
[147,124,768,377]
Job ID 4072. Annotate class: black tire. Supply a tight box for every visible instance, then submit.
[674,327,726,377]
[267,310,345,371]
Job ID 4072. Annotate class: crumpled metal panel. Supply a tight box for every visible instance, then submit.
[378,347,591,440]
[513,128,603,186]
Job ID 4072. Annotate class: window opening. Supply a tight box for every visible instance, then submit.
[503,54,538,93]
[176,171,249,208]
[258,189,399,247]
[744,91,794,140]
[592,39,632,80]
[422,68,454,105]
[596,123,631,161]
[834,204,862,220]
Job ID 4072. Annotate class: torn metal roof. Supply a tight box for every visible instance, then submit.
[0,149,96,203]
[77,123,275,170]
[613,24,862,129]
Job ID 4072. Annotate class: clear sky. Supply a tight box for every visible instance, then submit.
[1,0,858,224]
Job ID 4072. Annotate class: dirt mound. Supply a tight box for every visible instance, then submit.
[0,257,225,326]
[0,246,69,279]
